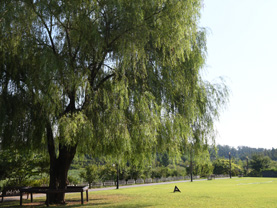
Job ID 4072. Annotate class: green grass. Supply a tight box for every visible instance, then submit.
[2,177,277,207]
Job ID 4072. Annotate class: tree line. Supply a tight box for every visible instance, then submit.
[2,144,277,190]
[214,145,277,161]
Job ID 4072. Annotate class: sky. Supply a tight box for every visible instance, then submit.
[200,0,277,149]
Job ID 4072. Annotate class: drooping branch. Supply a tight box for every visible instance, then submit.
[107,7,164,48]
[30,2,57,55]
[90,50,109,87]
[94,73,115,91]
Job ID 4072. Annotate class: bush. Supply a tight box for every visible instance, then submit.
[68,175,79,185]
[213,159,242,176]
[250,154,271,172]
[247,170,262,177]
[151,167,162,178]
[80,164,100,188]
[99,164,117,181]
[166,165,186,177]
[28,177,49,187]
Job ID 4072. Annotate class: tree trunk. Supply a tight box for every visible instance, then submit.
[190,149,193,182]
[190,159,193,182]
[48,144,77,204]
[47,122,77,204]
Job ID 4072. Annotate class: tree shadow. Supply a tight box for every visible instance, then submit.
[0,196,154,208]
[0,199,154,208]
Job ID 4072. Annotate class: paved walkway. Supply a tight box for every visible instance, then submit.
[1,177,230,203]
[88,177,231,192]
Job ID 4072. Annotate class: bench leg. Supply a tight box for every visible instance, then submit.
[46,193,49,207]
[31,193,33,202]
[81,192,84,204]
[20,192,23,206]
[86,190,88,202]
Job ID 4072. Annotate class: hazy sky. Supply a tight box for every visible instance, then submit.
[200,0,277,149]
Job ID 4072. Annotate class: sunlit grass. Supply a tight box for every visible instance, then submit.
[2,178,277,207]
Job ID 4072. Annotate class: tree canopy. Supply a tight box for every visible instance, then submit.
[0,0,228,203]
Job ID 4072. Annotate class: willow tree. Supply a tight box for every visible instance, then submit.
[0,0,228,204]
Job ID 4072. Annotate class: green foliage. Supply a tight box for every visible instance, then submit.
[80,164,100,188]
[170,165,187,177]
[151,167,166,178]
[215,145,268,160]
[142,166,152,179]
[67,175,79,186]
[250,154,271,173]
[247,170,262,177]
[28,177,49,187]
[213,159,229,175]
[0,150,49,185]
[150,166,185,178]
[1,0,228,160]
[161,153,170,167]
[99,164,117,182]
[213,158,242,176]
[0,1,229,195]
[183,143,213,177]
[193,162,213,177]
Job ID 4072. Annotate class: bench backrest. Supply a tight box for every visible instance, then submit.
[1,187,22,196]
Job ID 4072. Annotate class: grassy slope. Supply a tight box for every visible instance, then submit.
[3,177,277,207]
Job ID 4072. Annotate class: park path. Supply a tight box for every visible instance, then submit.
[89,177,231,192]
[1,177,230,203]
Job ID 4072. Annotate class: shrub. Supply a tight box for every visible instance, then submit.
[80,164,100,188]
[247,170,262,177]
[68,175,79,185]
[28,177,49,187]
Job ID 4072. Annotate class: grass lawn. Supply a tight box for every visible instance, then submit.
[2,177,277,207]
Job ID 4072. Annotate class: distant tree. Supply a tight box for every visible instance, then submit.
[99,163,119,182]
[212,158,242,176]
[216,145,237,159]
[250,154,271,172]
[126,164,144,180]
[143,166,152,179]
[213,159,230,175]
[80,164,100,188]
[0,0,228,204]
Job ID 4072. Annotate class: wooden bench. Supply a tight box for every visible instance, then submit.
[91,181,102,188]
[19,186,89,207]
[103,181,115,186]
[145,178,153,183]
[127,179,135,185]
[118,180,127,185]
[135,178,144,184]
[0,187,28,203]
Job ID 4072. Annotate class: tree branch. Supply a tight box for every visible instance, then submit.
[94,73,115,91]
[108,8,164,48]
[30,2,57,54]
[46,121,56,161]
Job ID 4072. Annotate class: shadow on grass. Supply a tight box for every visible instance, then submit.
[0,199,153,208]
[0,200,109,208]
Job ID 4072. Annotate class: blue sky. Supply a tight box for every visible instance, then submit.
[200,0,277,149]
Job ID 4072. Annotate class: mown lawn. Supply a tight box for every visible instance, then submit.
[2,177,277,207]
